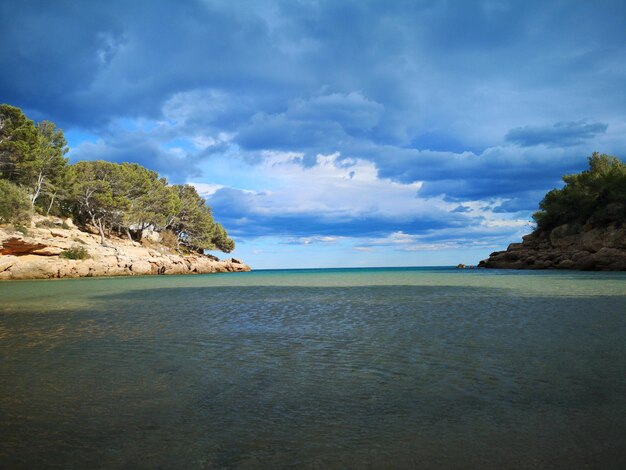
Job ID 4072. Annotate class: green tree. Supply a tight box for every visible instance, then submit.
[27,120,69,207]
[0,179,31,224]
[71,161,130,244]
[168,184,219,251]
[211,222,235,253]
[117,164,180,236]
[0,104,38,183]
[0,106,69,209]
[39,163,77,216]
[1,104,238,254]
[533,153,626,231]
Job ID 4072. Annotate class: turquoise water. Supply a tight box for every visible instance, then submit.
[1,267,625,468]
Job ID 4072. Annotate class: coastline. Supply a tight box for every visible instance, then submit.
[478,223,626,271]
[0,216,250,281]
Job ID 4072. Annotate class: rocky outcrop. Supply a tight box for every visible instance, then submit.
[0,216,250,280]
[478,223,626,271]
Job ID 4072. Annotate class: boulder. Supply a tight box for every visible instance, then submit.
[557,259,575,269]
[49,229,69,238]
[141,229,161,243]
[74,259,95,277]
[32,246,64,256]
[8,258,60,279]
[0,256,17,273]
[164,259,189,275]
[549,224,579,249]
[480,222,626,271]
[130,260,152,275]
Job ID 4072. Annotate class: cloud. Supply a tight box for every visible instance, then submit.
[281,236,344,246]
[370,143,591,200]
[238,92,385,150]
[70,133,201,181]
[1,0,625,265]
[491,190,548,213]
[505,120,608,147]
[3,0,624,143]
[352,215,532,252]
[0,1,284,127]
[199,152,531,249]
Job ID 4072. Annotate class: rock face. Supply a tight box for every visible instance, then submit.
[0,217,251,280]
[478,223,626,271]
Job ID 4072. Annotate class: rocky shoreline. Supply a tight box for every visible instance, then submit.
[0,216,250,280]
[478,223,626,271]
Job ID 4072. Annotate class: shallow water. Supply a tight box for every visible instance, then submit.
[1,268,625,468]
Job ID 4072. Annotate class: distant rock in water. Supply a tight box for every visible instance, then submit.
[478,222,626,271]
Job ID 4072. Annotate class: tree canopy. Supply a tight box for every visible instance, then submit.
[0,179,31,224]
[0,106,69,208]
[0,104,235,253]
[533,152,626,231]
[0,104,39,184]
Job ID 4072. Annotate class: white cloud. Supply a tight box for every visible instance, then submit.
[285,236,344,245]
[191,183,225,197]
[234,151,432,219]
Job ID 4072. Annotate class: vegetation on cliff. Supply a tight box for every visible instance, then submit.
[0,214,250,280]
[480,153,626,270]
[0,180,31,224]
[533,153,626,232]
[0,104,235,253]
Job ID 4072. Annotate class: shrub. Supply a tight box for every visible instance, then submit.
[533,153,626,231]
[13,224,29,236]
[35,219,70,229]
[60,245,90,260]
[159,230,179,250]
[36,219,58,228]
[0,179,31,224]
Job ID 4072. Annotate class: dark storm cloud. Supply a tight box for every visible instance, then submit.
[491,191,549,213]
[1,0,625,236]
[71,135,202,182]
[0,0,283,127]
[4,0,624,132]
[238,92,384,151]
[367,144,588,200]
[206,187,468,239]
[505,121,609,147]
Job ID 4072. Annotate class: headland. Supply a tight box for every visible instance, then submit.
[0,215,250,280]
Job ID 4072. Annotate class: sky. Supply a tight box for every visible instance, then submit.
[1,0,625,269]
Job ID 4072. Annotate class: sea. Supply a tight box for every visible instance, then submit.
[1,267,625,469]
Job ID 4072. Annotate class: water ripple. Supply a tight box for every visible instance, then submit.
[1,273,625,468]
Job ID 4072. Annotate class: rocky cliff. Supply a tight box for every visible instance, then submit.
[478,223,626,271]
[0,216,250,280]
